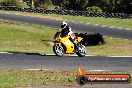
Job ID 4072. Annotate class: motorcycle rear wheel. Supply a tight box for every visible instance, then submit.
[76,44,86,57]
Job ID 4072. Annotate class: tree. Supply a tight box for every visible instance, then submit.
[116,0,132,14]
[101,0,132,13]
[102,0,117,13]
[88,0,102,6]
[0,0,20,7]
[65,0,88,10]
[51,0,67,10]
[33,0,52,9]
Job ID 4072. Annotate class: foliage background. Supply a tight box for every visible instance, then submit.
[0,0,132,14]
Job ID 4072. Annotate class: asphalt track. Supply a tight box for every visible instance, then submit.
[0,53,132,71]
[0,13,132,39]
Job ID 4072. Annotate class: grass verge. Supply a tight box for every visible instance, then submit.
[0,19,57,54]
[0,70,131,87]
[0,70,76,87]
[88,37,132,56]
[0,19,132,56]
[0,10,132,29]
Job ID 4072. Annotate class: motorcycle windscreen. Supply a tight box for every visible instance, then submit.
[61,38,74,54]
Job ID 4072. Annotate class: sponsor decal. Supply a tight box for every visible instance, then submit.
[76,67,131,85]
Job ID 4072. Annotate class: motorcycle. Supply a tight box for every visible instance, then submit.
[53,32,86,57]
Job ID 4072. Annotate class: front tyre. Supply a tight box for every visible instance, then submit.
[76,44,86,57]
[53,44,64,57]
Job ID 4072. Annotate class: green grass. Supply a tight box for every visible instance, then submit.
[0,19,132,56]
[88,37,132,56]
[0,10,132,29]
[0,70,131,87]
[0,19,57,54]
[0,70,76,87]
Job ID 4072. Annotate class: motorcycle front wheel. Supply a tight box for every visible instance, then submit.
[53,44,64,57]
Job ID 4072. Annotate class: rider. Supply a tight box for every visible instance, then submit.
[60,21,78,49]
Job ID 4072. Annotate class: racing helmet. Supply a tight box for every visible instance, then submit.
[61,21,67,29]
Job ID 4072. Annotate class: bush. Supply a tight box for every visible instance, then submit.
[0,0,20,7]
[86,6,102,13]
[33,0,52,9]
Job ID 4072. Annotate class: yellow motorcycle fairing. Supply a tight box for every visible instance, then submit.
[59,36,74,54]
[76,37,83,43]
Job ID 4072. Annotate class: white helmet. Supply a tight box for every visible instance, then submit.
[61,21,67,29]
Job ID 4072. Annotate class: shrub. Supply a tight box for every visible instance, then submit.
[33,0,52,9]
[0,0,20,7]
[86,6,102,13]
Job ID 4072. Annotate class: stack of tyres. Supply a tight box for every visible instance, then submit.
[76,33,105,46]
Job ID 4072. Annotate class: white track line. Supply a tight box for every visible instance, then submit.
[0,52,12,54]
[94,24,100,26]
[124,28,130,30]
[75,20,132,30]
[0,52,131,57]
[88,70,111,71]
[25,69,49,71]
[106,56,132,57]
[46,54,95,56]
[109,26,116,29]
[102,25,108,27]
[46,54,132,57]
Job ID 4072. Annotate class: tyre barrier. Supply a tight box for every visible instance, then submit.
[0,6,132,19]
[75,33,105,46]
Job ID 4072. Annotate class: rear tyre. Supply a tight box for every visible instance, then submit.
[76,44,86,57]
[53,44,64,57]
